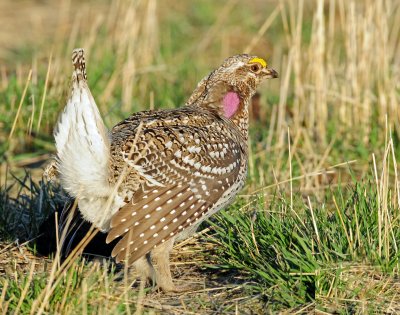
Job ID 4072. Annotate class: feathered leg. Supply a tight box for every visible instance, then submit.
[151,237,177,292]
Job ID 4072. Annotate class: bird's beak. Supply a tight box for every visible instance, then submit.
[262,67,278,79]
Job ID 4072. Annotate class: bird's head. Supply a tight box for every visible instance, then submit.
[186,54,278,120]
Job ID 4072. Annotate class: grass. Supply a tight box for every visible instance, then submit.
[2,159,399,313]
[1,0,400,313]
[208,171,400,312]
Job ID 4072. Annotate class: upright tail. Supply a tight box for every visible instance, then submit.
[54,49,114,230]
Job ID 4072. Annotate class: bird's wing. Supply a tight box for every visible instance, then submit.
[106,121,244,264]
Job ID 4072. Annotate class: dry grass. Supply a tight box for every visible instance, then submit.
[0,229,267,314]
[317,263,400,314]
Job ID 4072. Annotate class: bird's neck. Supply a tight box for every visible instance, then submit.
[187,88,251,142]
[185,78,254,143]
[230,99,250,142]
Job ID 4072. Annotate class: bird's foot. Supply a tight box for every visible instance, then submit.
[155,281,200,293]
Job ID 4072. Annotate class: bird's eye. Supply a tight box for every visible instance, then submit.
[248,57,267,74]
[250,63,261,73]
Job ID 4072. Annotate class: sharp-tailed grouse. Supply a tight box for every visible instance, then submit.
[52,49,278,291]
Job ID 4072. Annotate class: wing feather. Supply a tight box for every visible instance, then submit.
[108,119,244,264]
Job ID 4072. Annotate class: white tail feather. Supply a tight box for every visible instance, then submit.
[54,49,115,230]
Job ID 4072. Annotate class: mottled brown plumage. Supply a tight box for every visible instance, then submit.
[107,108,246,263]
[53,49,277,291]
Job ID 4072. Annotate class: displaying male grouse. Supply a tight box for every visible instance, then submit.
[53,49,278,291]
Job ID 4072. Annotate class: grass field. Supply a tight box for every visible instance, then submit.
[1,0,400,313]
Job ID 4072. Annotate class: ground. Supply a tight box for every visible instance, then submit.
[1,0,400,314]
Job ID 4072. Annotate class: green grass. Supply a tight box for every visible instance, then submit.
[208,196,316,308]
[206,177,400,312]
[0,173,65,241]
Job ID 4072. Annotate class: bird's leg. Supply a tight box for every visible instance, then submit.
[133,253,156,287]
[151,237,179,292]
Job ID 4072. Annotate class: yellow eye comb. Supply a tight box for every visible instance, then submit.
[249,57,267,68]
